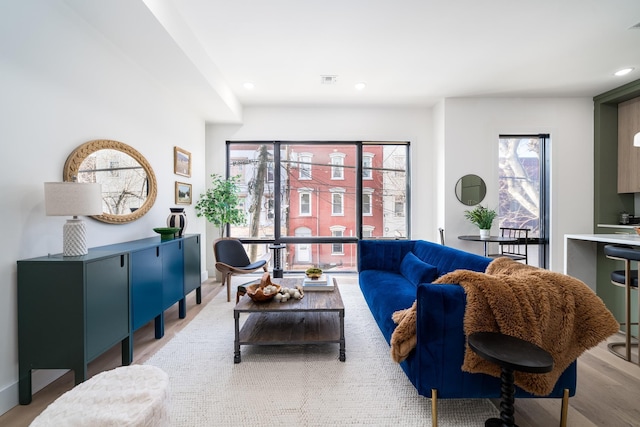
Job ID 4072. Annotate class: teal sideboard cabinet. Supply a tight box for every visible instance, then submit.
[17,234,201,405]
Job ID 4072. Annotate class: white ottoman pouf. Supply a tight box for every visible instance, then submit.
[30,365,169,427]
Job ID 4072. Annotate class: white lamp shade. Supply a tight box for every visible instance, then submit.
[634,132,640,147]
[44,182,103,216]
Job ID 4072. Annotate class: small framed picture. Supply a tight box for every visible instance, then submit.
[175,181,192,205]
[174,146,191,177]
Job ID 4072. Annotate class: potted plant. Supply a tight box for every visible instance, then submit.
[195,174,246,237]
[463,205,497,239]
[305,267,323,279]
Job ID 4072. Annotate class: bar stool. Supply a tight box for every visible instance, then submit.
[603,244,639,364]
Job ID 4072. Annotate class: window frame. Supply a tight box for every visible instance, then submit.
[330,189,345,216]
[363,188,373,216]
[298,152,312,180]
[299,189,312,216]
[330,152,346,180]
[330,226,346,254]
[225,140,411,272]
[362,153,374,180]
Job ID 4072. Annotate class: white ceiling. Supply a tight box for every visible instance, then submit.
[67,0,640,122]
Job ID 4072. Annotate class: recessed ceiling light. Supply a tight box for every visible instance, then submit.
[355,82,366,91]
[243,82,255,90]
[614,68,634,77]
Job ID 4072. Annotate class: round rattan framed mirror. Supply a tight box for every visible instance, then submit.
[63,139,157,224]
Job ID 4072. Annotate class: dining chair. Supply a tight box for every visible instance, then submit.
[213,238,270,302]
[488,227,529,264]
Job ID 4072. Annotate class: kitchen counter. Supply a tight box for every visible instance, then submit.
[597,223,640,230]
[565,233,640,331]
[564,233,640,292]
[566,233,640,245]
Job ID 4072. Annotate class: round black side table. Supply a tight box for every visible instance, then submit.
[468,332,553,427]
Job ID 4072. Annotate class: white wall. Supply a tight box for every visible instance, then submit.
[205,101,593,274]
[433,100,447,239]
[441,98,594,271]
[0,0,207,414]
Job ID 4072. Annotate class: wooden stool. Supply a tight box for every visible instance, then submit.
[468,332,553,427]
[30,365,169,427]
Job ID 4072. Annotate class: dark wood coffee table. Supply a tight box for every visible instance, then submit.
[233,277,345,363]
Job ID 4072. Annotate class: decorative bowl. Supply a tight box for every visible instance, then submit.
[305,268,323,279]
[304,267,322,280]
[153,227,181,241]
[245,283,282,302]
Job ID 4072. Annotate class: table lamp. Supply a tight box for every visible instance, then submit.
[44,182,103,256]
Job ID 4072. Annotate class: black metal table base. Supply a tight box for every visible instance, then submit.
[485,367,517,427]
[269,243,286,278]
[467,332,553,427]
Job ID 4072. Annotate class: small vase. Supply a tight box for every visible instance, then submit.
[479,229,490,239]
[167,208,187,237]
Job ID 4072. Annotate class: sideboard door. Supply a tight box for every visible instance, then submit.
[86,254,129,361]
[162,240,184,311]
[183,234,201,296]
[131,247,162,331]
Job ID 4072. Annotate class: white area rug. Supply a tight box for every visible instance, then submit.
[144,277,498,426]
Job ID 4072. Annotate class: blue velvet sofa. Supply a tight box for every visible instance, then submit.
[358,239,576,423]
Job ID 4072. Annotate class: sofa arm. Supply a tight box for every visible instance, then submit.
[413,283,577,399]
[414,283,475,397]
[358,240,415,272]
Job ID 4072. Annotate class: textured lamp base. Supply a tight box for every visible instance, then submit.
[63,218,88,256]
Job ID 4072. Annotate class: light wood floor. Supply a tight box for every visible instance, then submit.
[2,277,639,427]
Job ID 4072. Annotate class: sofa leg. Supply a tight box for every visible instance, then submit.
[431,389,438,427]
[559,388,569,427]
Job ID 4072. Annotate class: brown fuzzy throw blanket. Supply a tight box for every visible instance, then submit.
[390,257,618,395]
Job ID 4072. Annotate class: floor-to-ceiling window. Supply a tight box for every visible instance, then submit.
[226,141,409,273]
[498,134,550,268]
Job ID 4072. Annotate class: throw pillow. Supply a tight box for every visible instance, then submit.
[400,252,438,286]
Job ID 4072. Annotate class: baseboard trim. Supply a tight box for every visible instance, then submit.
[0,369,67,417]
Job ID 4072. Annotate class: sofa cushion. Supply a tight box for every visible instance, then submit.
[358,240,415,273]
[400,252,438,286]
[359,270,417,344]
[412,240,491,274]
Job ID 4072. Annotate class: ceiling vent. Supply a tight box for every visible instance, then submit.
[320,75,338,84]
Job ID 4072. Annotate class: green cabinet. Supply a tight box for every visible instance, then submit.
[182,234,202,316]
[18,253,130,405]
[593,79,640,224]
[17,234,201,405]
[162,240,184,311]
[85,255,130,360]
[131,246,163,331]
[129,236,200,339]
